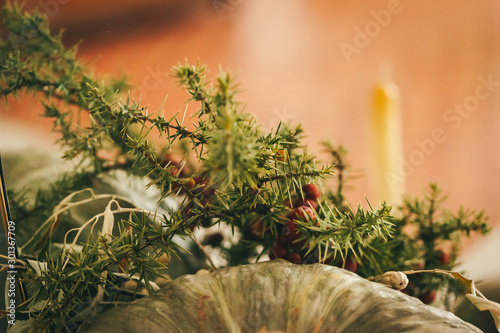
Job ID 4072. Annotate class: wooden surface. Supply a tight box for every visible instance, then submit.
[1,0,499,236]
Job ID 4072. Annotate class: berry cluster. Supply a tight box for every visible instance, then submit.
[268,184,321,264]
[160,153,468,307]
[160,153,215,230]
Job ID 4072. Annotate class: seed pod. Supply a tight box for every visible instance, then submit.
[380,271,409,290]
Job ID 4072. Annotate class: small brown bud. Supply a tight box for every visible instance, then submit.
[183,178,196,189]
[275,149,288,162]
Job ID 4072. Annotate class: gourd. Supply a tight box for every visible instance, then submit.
[83,260,481,333]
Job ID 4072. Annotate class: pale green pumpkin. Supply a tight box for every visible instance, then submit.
[83,260,481,333]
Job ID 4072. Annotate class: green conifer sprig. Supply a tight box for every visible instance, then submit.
[0,4,491,332]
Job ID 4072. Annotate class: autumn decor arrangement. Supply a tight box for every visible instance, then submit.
[0,4,498,333]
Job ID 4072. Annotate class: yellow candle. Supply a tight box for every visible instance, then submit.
[370,73,404,206]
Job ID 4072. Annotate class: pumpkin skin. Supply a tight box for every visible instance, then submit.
[83,260,481,333]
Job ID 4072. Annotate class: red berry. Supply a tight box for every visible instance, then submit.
[269,244,286,260]
[276,232,286,246]
[323,255,335,265]
[302,184,320,200]
[161,153,186,176]
[419,290,436,304]
[438,250,450,265]
[289,206,316,222]
[343,258,358,272]
[285,219,299,232]
[283,221,304,247]
[293,198,318,210]
[414,262,425,270]
[285,252,302,264]
[193,174,205,184]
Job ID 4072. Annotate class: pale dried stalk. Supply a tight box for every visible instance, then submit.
[61,201,161,270]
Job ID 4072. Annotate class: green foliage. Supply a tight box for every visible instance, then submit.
[348,182,490,300]
[20,210,184,331]
[0,4,490,332]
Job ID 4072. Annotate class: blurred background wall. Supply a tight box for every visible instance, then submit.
[1,1,499,242]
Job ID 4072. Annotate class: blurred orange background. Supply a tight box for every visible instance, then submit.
[1,0,500,234]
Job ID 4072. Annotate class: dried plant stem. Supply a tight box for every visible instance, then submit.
[62,203,162,270]
[0,253,26,266]
[191,235,217,271]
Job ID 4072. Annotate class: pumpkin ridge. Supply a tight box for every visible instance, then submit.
[83,260,483,333]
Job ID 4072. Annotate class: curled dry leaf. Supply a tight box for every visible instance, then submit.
[465,294,500,332]
[399,268,499,331]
